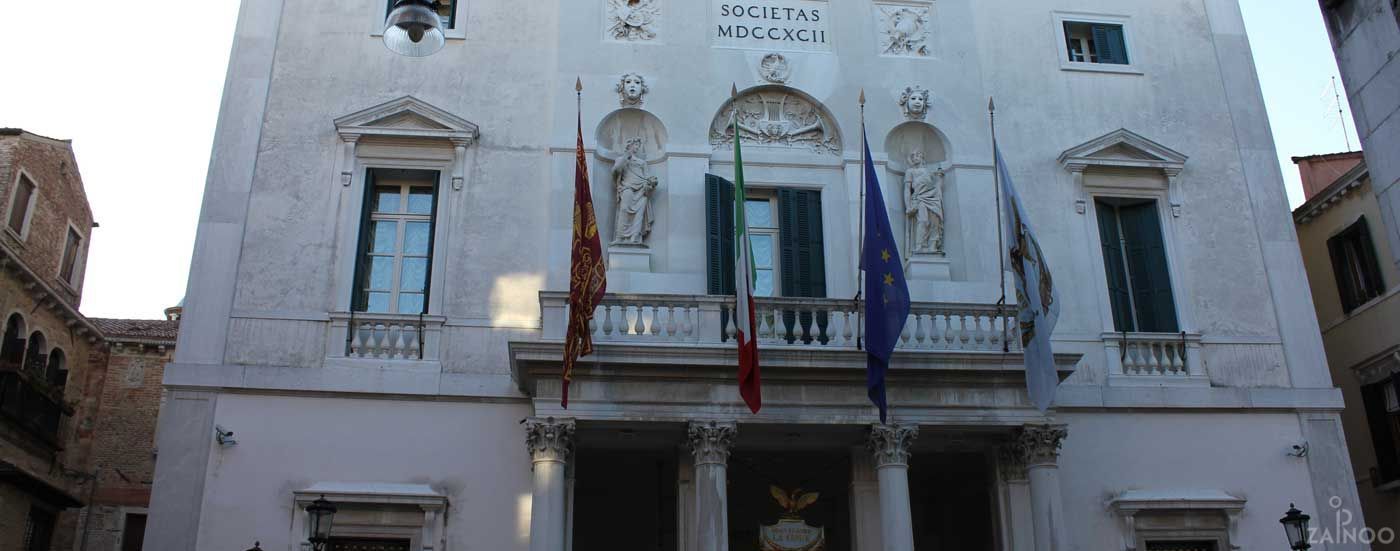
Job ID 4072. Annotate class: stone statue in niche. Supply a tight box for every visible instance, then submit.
[616,73,649,107]
[710,90,840,155]
[878,5,931,57]
[899,86,930,121]
[612,138,659,245]
[607,0,659,41]
[904,151,945,254]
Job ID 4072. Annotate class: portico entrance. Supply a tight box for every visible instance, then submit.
[563,422,1012,551]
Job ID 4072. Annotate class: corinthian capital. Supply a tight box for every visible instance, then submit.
[997,443,1029,482]
[525,417,576,464]
[868,424,919,467]
[687,421,737,466]
[1017,424,1068,465]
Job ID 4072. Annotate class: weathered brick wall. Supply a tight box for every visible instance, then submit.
[0,133,95,307]
[89,345,168,506]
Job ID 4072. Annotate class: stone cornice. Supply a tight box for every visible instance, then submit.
[0,245,103,342]
[1293,161,1369,225]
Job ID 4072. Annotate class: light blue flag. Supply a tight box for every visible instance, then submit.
[996,146,1061,412]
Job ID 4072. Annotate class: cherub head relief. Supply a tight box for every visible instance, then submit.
[899,86,931,121]
[617,72,649,107]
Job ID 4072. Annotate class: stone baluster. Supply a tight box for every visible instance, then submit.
[405,325,420,359]
[601,304,615,337]
[350,325,364,356]
[1019,424,1069,551]
[527,417,576,551]
[869,424,918,551]
[688,421,736,551]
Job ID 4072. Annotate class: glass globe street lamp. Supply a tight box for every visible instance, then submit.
[306,495,338,551]
[383,0,446,57]
[1280,503,1311,551]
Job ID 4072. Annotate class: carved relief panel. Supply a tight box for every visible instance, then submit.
[606,0,660,42]
[710,88,841,155]
[875,2,933,57]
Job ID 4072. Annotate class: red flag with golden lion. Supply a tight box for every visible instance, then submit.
[564,81,607,408]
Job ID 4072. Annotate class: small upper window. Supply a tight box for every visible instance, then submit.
[8,174,35,236]
[386,0,457,29]
[59,227,82,285]
[1063,21,1129,65]
[1327,216,1386,314]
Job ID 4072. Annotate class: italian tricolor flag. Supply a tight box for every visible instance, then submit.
[733,128,761,414]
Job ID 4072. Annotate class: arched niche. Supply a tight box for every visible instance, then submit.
[883,121,949,173]
[595,108,668,162]
[708,85,842,156]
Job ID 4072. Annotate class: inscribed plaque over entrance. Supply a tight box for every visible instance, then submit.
[713,0,831,52]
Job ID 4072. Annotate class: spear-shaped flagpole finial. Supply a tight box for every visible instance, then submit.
[859,88,866,107]
[988,96,995,113]
[576,77,583,93]
[731,83,739,99]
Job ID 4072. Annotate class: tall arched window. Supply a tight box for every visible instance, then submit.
[1,314,25,370]
[23,332,47,374]
[45,349,67,389]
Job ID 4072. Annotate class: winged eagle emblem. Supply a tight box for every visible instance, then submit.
[769,486,820,518]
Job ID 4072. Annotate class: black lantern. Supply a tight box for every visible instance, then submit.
[245,543,263,551]
[306,495,338,551]
[1280,503,1311,550]
[383,0,446,57]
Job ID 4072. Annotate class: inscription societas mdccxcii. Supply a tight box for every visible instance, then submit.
[713,0,831,52]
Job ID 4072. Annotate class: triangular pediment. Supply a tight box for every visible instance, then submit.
[334,96,478,143]
[1058,128,1187,172]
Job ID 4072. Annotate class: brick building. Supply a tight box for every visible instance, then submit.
[75,317,178,551]
[0,128,176,551]
[0,128,105,551]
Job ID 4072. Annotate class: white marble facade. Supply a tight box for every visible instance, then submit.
[149,1,1365,551]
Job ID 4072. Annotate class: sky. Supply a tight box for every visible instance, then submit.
[0,0,1365,319]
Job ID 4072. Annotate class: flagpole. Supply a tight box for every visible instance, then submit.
[855,89,867,352]
[990,97,1009,353]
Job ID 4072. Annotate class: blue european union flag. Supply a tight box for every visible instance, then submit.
[861,126,911,423]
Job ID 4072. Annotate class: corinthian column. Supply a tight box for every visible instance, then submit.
[868,424,918,551]
[688,421,736,551]
[1019,424,1068,551]
[527,417,576,551]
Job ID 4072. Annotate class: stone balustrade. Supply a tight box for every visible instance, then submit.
[327,312,445,362]
[540,292,1019,352]
[1104,332,1204,380]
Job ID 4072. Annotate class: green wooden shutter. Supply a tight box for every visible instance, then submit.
[705,174,736,295]
[421,172,441,315]
[1362,380,1400,484]
[1120,202,1179,332]
[778,189,826,343]
[1328,232,1361,312]
[1092,24,1128,64]
[778,189,826,298]
[350,170,378,312]
[1095,201,1135,331]
[1357,217,1387,299]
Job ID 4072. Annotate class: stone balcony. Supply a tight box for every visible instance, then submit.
[509,292,1081,425]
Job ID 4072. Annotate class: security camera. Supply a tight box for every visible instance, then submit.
[215,425,237,446]
[1288,442,1308,458]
